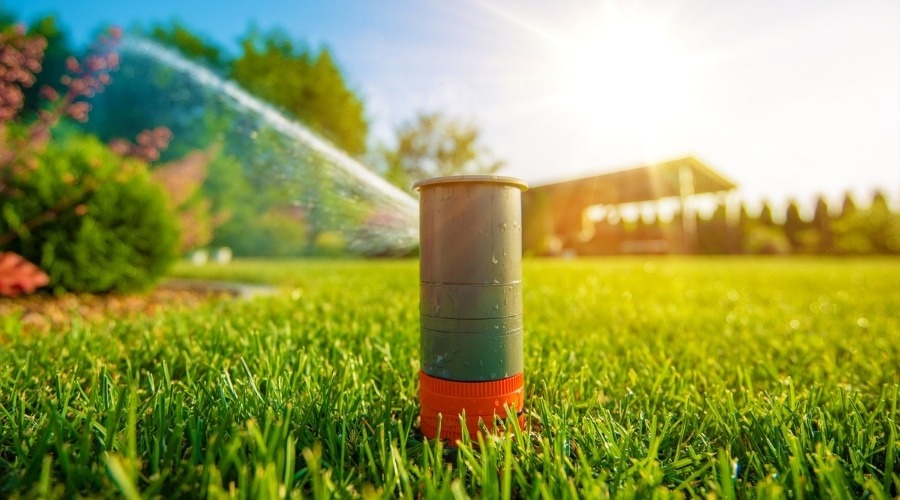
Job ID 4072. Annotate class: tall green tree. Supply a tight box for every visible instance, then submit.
[833,190,900,254]
[757,201,775,227]
[809,195,833,254]
[742,201,790,254]
[230,28,368,156]
[696,204,728,254]
[783,199,805,251]
[839,191,857,218]
[379,112,503,189]
[871,190,890,213]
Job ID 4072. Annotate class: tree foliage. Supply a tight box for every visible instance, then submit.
[833,190,900,255]
[696,205,729,254]
[379,112,504,189]
[141,21,228,71]
[810,195,833,253]
[783,199,805,249]
[231,28,368,156]
[839,191,857,218]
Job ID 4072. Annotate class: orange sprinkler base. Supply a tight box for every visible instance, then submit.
[419,371,524,442]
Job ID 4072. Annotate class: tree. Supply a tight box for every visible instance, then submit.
[783,199,805,251]
[742,201,790,254]
[230,28,368,156]
[379,112,503,189]
[83,33,231,163]
[871,190,890,213]
[141,21,228,71]
[696,204,728,254]
[808,195,833,254]
[757,201,775,227]
[833,189,900,255]
[839,191,857,218]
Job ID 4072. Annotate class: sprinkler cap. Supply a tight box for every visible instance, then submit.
[419,371,524,441]
[413,175,528,191]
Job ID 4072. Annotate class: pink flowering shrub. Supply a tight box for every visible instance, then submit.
[0,24,179,294]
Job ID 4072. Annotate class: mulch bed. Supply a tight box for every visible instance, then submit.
[0,286,235,333]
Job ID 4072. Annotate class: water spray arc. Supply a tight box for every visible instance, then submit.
[111,37,419,255]
[415,175,527,441]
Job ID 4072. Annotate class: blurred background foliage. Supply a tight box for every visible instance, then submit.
[1,7,897,296]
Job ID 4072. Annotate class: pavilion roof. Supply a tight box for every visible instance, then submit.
[526,156,736,207]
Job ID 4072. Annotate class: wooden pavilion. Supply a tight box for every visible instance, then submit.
[521,156,738,255]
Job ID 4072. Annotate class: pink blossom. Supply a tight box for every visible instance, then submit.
[65,101,91,122]
[108,139,130,156]
[40,85,58,100]
[65,56,81,73]
[87,56,107,72]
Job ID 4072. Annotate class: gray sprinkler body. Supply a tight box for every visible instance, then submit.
[415,175,528,382]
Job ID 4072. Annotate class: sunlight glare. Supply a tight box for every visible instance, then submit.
[552,11,691,130]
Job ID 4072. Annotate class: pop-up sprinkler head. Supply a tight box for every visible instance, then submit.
[414,175,528,442]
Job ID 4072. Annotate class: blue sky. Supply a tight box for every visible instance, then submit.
[7,0,900,213]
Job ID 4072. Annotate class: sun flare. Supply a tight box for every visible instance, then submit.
[551,13,691,127]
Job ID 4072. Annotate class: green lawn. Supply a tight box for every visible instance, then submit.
[1,258,898,498]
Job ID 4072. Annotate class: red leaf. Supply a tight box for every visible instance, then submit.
[0,252,50,297]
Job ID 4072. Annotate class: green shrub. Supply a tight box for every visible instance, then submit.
[743,224,792,255]
[1,133,179,293]
[210,207,309,257]
[832,206,900,255]
[312,230,346,257]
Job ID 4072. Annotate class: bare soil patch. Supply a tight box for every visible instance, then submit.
[1,284,235,332]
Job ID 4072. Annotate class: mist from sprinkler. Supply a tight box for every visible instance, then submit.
[102,37,419,256]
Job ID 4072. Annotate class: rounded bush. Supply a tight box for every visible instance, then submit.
[1,133,179,293]
[313,231,346,257]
